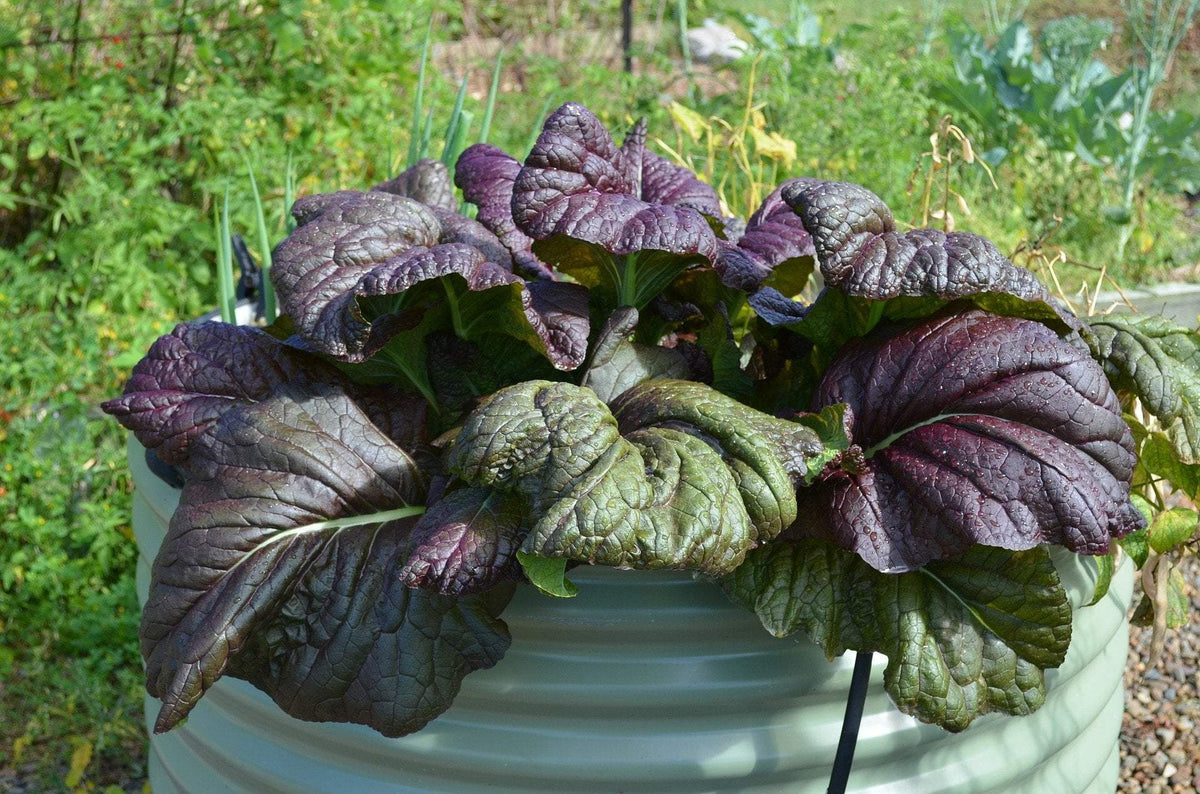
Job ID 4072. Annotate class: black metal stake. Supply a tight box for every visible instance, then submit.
[827,651,873,794]
[621,0,634,73]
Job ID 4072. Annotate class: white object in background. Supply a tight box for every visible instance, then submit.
[687,19,748,64]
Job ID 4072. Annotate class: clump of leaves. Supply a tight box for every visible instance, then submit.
[107,102,1195,741]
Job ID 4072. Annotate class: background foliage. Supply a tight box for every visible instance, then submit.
[1,0,1197,789]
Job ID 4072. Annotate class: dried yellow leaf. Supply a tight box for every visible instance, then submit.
[748,127,797,168]
[667,102,710,143]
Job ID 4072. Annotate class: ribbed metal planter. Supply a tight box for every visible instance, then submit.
[129,438,1133,793]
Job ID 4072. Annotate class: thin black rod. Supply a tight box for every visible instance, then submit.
[621,0,634,72]
[827,651,873,794]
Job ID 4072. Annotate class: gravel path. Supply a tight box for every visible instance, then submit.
[1119,552,1200,793]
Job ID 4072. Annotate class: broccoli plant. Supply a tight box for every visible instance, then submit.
[105,103,1197,739]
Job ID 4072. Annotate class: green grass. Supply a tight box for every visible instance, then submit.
[0,293,164,790]
[1,0,1198,789]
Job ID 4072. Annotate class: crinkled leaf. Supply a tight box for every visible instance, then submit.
[140,383,513,738]
[516,551,579,598]
[373,157,457,211]
[789,402,853,483]
[716,179,815,293]
[1087,550,1117,606]
[398,487,525,595]
[454,143,552,279]
[271,190,588,369]
[640,147,723,218]
[449,379,821,575]
[271,190,450,359]
[1138,431,1200,498]
[582,307,693,403]
[424,205,514,265]
[721,538,1071,731]
[514,103,720,261]
[514,104,808,310]
[1086,313,1200,464]
[1120,495,1152,568]
[782,179,1047,304]
[519,279,591,369]
[102,322,427,466]
[1147,507,1198,554]
[514,103,723,308]
[797,310,1143,572]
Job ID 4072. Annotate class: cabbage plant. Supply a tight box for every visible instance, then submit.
[105,102,1198,740]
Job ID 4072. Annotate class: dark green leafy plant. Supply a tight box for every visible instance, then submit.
[106,102,1199,741]
[934,17,1200,196]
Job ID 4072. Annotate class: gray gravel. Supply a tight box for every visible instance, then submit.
[1119,552,1200,793]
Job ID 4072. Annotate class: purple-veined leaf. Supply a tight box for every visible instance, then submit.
[716,179,815,293]
[141,382,513,738]
[373,157,458,211]
[513,103,813,308]
[512,103,721,305]
[271,189,589,369]
[794,310,1143,572]
[399,487,525,596]
[455,143,553,279]
[782,179,1047,303]
[101,322,427,467]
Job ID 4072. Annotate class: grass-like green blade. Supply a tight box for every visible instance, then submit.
[478,50,503,144]
[406,15,434,168]
[243,154,277,323]
[677,0,694,102]
[441,75,470,166]
[419,108,434,161]
[445,109,473,172]
[282,148,296,234]
[523,94,555,156]
[217,186,236,324]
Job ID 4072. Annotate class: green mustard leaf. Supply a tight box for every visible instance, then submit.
[721,538,1072,732]
[449,379,823,576]
[1147,507,1198,554]
[582,307,693,403]
[789,402,852,483]
[516,551,580,598]
[1087,313,1200,464]
[1087,550,1116,606]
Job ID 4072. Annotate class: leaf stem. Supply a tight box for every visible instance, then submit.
[381,345,440,412]
[863,412,979,459]
[442,279,465,338]
[619,252,639,307]
[223,506,426,580]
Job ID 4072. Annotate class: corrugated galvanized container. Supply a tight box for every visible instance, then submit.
[130,438,1132,793]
